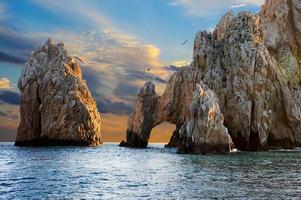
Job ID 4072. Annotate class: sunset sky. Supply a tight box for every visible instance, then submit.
[0,0,264,142]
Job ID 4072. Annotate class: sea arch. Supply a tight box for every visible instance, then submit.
[120,78,198,148]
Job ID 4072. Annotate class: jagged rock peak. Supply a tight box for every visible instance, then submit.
[214,11,234,41]
[138,81,156,96]
[16,39,102,146]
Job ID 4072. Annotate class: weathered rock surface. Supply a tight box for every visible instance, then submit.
[120,81,157,148]
[121,0,301,153]
[15,39,102,146]
[178,83,234,154]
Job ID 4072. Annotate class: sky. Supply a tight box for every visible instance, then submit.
[0,0,264,142]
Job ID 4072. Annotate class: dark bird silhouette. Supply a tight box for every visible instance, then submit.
[181,40,188,45]
[146,67,151,72]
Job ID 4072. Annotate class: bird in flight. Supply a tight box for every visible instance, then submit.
[181,40,188,45]
[146,67,151,72]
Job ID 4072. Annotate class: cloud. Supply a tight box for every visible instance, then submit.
[0,0,178,116]
[0,51,26,64]
[0,27,171,116]
[0,27,41,63]
[230,3,247,9]
[126,70,168,84]
[0,107,20,141]
[0,3,5,20]
[168,0,265,17]
[0,3,40,63]
[0,110,19,120]
[48,30,176,113]
[169,1,179,6]
[30,0,115,30]
[0,78,12,89]
[0,27,38,50]
[171,60,191,67]
[98,99,134,115]
[29,0,172,78]
[238,0,265,6]
[0,90,20,105]
[165,65,182,72]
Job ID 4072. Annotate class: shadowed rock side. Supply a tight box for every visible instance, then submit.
[121,0,301,153]
[15,39,102,146]
[120,82,157,148]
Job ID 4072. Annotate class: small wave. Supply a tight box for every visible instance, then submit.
[90,171,104,175]
[0,182,13,187]
[8,177,37,181]
[269,147,301,152]
[230,148,240,153]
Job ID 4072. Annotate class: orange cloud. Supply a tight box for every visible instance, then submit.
[0,77,12,89]
[172,60,191,67]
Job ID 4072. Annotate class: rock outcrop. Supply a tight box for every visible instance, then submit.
[121,0,301,153]
[120,82,157,148]
[15,39,102,146]
[178,83,234,154]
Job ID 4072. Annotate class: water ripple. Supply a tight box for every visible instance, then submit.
[0,142,300,199]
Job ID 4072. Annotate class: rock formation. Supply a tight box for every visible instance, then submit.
[177,83,234,154]
[120,82,157,147]
[15,39,102,146]
[121,0,301,153]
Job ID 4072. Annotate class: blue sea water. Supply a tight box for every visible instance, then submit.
[0,142,300,199]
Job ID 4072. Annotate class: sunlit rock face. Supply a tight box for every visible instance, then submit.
[122,0,301,153]
[15,39,102,146]
[178,83,234,154]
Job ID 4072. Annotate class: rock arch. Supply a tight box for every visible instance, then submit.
[121,0,301,153]
[120,80,233,154]
[119,61,200,148]
[120,81,188,148]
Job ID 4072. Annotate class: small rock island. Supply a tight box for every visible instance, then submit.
[120,0,301,154]
[15,39,102,146]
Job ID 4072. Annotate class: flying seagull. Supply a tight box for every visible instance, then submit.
[181,40,188,45]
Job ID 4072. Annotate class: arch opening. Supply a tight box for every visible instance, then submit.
[149,122,176,144]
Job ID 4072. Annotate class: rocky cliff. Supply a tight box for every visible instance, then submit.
[121,0,301,153]
[15,39,102,146]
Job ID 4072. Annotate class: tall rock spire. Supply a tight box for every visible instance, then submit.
[15,39,102,146]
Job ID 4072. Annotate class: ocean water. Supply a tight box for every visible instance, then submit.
[0,143,300,199]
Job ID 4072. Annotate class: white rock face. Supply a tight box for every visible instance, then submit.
[179,82,233,154]
[16,39,102,146]
[122,0,301,153]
